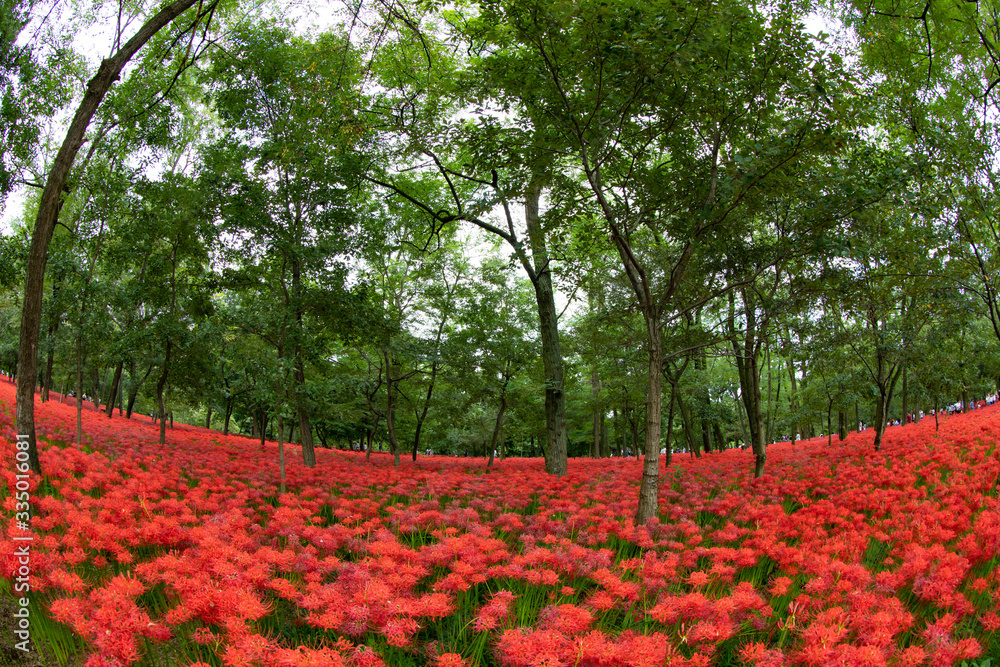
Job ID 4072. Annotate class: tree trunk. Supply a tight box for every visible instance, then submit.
[664,382,676,467]
[205,407,212,430]
[412,359,438,461]
[731,290,767,477]
[872,363,903,452]
[675,391,699,459]
[591,366,601,457]
[93,365,106,411]
[635,320,664,525]
[224,399,233,435]
[104,361,123,418]
[631,412,640,459]
[695,345,712,454]
[600,414,609,458]
[125,362,152,419]
[699,414,711,455]
[366,416,378,460]
[523,183,568,477]
[277,412,285,494]
[14,0,211,477]
[384,348,401,466]
[76,336,84,448]
[293,358,316,467]
[734,341,766,476]
[827,399,833,448]
[786,357,800,440]
[901,369,908,423]
[488,388,507,469]
[156,340,171,445]
[41,331,55,403]
[713,422,725,452]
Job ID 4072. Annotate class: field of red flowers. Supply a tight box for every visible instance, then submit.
[1,377,999,667]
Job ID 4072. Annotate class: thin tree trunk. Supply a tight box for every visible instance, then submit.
[591,367,601,457]
[872,363,903,452]
[489,367,512,468]
[731,290,767,477]
[827,399,833,448]
[600,414,609,458]
[635,321,664,524]
[901,369,908,424]
[76,336,84,448]
[93,364,107,411]
[156,340,172,445]
[413,359,438,461]
[60,366,69,403]
[277,412,285,494]
[41,329,55,402]
[786,357,800,440]
[664,382,676,467]
[523,182,568,477]
[385,348,401,466]
[366,416,379,460]
[676,391,700,459]
[293,358,315,467]
[126,363,154,419]
[488,388,507,469]
[713,422,725,452]
[104,361,123,418]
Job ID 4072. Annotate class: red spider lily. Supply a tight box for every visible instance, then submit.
[1,377,999,665]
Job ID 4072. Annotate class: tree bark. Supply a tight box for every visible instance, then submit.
[635,320,664,524]
[872,363,903,452]
[412,359,438,460]
[901,368,908,424]
[15,0,213,475]
[384,348,401,466]
[523,182,568,476]
[591,367,601,458]
[676,391,700,458]
[664,382,676,466]
[92,365,105,411]
[277,412,286,494]
[41,326,55,403]
[786,356,800,439]
[487,378,508,469]
[104,361,123,418]
[75,336,84,448]
[290,257,316,467]
[156,339,172,445]
[731,291,767,477]
[126,363,154,419]
[713,422,725,452]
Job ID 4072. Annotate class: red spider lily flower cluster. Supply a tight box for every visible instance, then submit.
[1,377,999,666]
